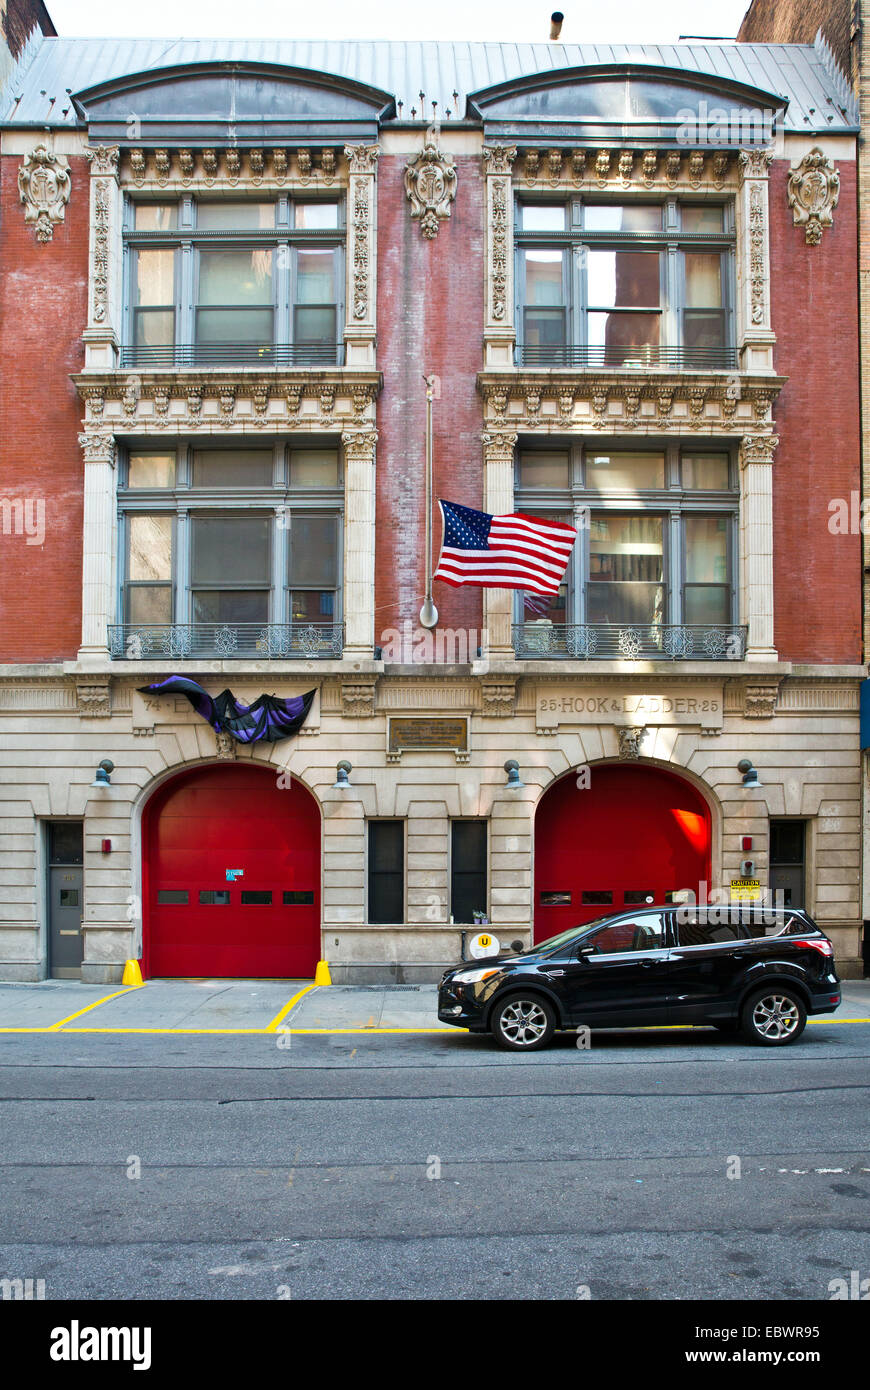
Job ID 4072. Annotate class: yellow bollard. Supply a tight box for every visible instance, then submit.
[122,959,144,987]
[313,959,332,986]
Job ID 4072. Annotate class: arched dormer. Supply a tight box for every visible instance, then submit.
[73,61,396,144]
[468,63,788,146]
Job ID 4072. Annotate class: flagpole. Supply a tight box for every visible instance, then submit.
[419,373,439,629]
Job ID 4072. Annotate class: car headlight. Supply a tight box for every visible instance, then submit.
[451,967,502,985]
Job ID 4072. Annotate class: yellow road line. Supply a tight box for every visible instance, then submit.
[265,983,316,1033]
[63,1027,273,1034]
[48,985,144,1031]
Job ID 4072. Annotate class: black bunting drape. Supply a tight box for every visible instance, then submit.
[138,677,315,744]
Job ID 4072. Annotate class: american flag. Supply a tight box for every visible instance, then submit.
[434,500,577,595]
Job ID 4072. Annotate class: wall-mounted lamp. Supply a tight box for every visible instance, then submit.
[737,759,763,788]
[504,759,524,789]
[333,760,353,789]
[90,759,114,789]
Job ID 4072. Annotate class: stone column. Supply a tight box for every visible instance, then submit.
[78,432,117,661]
[482,431,518,657]
[341,428,378,657]
[736,148,776,373]
[739,434,779,661]
[83,146,122,370]
[482,145,517,369]
[343,143,379,369]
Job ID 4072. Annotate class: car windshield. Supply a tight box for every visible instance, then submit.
[533,915,618,954]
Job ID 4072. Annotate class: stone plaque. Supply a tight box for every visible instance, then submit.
[388,717,468,751]
[536,685,724,729]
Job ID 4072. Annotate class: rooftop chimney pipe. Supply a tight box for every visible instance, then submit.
[550,11,564,40]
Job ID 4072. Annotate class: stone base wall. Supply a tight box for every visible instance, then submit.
[0,665,864,981]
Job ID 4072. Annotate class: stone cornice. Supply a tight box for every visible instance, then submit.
[121,145,354,192]
[511,147,738,193]
[478,369,786,435]
[73,370,382,433]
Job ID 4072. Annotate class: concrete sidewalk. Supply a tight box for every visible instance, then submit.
[0,977,867,1035]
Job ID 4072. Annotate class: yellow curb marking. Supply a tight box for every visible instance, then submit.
[49,985,144,1031]
[265,983,317,1033]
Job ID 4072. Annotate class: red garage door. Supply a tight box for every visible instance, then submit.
[534,763,711,942]
[143,763,320,978]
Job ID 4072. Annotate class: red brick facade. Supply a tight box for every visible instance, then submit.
[375,153,485,645]
[0,154,88,661]
[768,156,862,663]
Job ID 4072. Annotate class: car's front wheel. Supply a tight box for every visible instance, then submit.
[739,987,807,1045]
[491,993,557,1051]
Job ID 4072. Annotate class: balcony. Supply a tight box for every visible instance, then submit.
[517,345,738,371]
[512,622,747,661]
[118,343,346,369]
[109,622,345,660]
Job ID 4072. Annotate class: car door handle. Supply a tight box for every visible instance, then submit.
[640,958,669,968]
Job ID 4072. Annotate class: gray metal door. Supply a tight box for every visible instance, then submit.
[769,864,803,908]
[49,866,83,975]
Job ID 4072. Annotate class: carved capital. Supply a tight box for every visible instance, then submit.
[742,681,780,719]
[75,679,111,718]
[482,144,517,175]
[787,148,840,245]
[404,126,457,239]
[739,434,779,468]
[18,146,71,242]
[341,679,377,717]
[738,147,774,183]
[481,431,518,461]
[78,432,116,466]
[84,145,120,178]
[344,143,380,175]
[480,678,516,717]
[341,428,379,460]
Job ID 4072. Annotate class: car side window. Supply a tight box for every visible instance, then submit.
[675,913,742,946]
[588,915,665,954]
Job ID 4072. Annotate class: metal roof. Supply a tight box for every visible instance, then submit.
[0,35,858,132]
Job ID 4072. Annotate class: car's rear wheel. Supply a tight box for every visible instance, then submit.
[491,993,556,1051]
[739,987,806,1046]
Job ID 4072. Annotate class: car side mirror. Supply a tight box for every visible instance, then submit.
[577,944,596,958]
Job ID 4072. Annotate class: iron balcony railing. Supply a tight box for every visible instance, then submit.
[109,622,345,660]
[118,343,345,369]
[517,344,738,371]
[513,622,747,661]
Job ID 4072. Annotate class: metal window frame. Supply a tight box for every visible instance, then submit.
[449,818,490,924]
[366,818,407,926]
[117,440,344,629]
[123,192,345,362]
[513,439,739,627]
[515,194,735,357]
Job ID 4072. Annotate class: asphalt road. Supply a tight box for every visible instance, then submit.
[1,1019,869,1303]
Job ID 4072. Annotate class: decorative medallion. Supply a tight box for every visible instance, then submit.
[787,148,840,245]
[18,146,71,242]
[404,126,457,239]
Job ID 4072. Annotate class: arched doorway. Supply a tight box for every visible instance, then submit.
[142,763,321,978]
[534,763,712,942]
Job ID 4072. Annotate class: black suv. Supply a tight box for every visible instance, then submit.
[438,906,841,1050]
